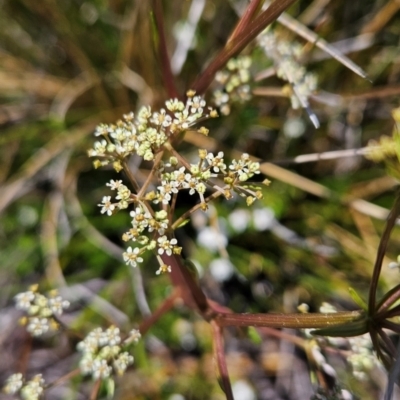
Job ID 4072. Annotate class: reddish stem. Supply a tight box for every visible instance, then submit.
[191,0,298,95]
[381,319,400,334]
[161,251,210,316]
[216,311,362,329]
[376,283,400,313]
[228,0,264,45]
[152,0,179,99]
[211,320,234,400]
[90,379,101,400]
[377,303,400,320]
[139,289,180,335]
[368,192,400,313]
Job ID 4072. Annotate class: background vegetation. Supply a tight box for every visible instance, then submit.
[1,0,400,399]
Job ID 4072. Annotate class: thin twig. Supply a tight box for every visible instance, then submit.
[211,320,234,400]
[139,289,180,335]
[368,191,400,313]
[137,151,164,199]
[227,0,263,45]
[151,0,179,98]
[89,379,101,400]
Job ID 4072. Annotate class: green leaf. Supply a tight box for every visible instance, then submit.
[312,315,368,337]
[348,287,368,311]
[248,326,262,344]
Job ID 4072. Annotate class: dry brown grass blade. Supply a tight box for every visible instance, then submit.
[49,72,99,120]
[40,151,72,288]
[21,0,112,109]
[275,10,369,80]
[0,117,102,214]
[118,64,154,108]
[361,0,400,34]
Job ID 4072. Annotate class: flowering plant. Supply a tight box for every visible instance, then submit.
[3,1,400,400]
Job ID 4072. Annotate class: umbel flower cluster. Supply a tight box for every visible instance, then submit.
[212,55,252,115]
[3,374,45,400]
[14,284,70,337]
[89,92,265,274]
[77,326,141,380]
[258,29,317,111]
[88,91,217,169]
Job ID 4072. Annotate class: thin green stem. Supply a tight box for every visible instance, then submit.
[121,159,141,193]
[137,151,164,199]
[171,190,223,230]
[164,142,192,170]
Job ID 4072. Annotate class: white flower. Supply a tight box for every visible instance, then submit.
[15,291,35,311]
[20,375,45,400]
[113,352,134,375]
[151,109,172,127]
[123,247,144,267]
[129,206,151,232]
[124,329,141,344]
[104,326,121,346]
[206,151,226,173]
[106,179,123,190]
[94,124,109,136]
[184,175,202,195]
[26,317,50,337]
[98,196,115,216]
[91,359,112,380]
[48,296,70,315]
[157,236,178,256]
[165,98,184,112]
[115,185,131,201]
[188,95,206,114]
[79,354,95,375]
[3,373,24,394]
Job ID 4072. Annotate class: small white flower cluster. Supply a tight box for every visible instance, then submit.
[97,179,133,215]
[258,30,317,110]
[213,56,252,115]
[77,326,140,380]
[3,373,45,400]
[122,234,181,269]
[14,285,70,337]
[88,91,218,170]
[315,303,380,381]
[158,151,262,206]
[89,93,266,275]
[388,254,400,269]
[100,152,262,272]
[346,334,380,380]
